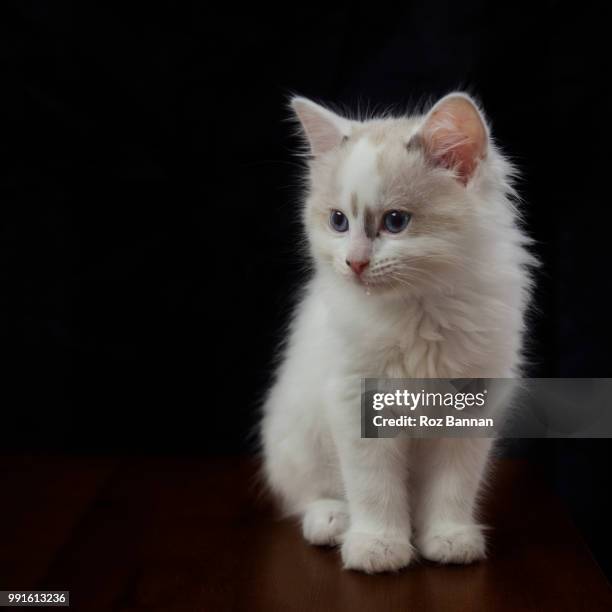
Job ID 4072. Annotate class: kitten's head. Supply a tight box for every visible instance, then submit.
[292,93,508,295]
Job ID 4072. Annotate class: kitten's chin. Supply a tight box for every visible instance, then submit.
[357,276,430,300]
[343,274,399,297]
[327,268,413,298]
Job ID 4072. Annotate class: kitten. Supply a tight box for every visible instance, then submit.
[261,93,534,573]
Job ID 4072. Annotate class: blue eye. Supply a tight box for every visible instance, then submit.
[383,210,411,233]
[330,210,349,232]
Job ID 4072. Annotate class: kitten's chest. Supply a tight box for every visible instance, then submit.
[342,296,491,379]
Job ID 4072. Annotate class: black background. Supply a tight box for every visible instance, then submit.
[3,1,612,577]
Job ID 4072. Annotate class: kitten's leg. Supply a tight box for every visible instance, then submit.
[330,382,413,573]
[337,435,414,572]
[262,382,348,547]
[265,435,349,546]
[412,437,492,564]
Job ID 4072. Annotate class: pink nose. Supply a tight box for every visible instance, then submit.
[346,259,370,276]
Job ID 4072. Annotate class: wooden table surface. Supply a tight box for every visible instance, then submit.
[1,455,610,611]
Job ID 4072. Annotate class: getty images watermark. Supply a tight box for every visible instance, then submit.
[372,385,489,422]
[361,379,612,438]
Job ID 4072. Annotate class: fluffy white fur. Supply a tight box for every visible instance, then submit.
[261,93,534,573]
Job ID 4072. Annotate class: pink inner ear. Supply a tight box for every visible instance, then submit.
[292,98,348,156]
[422,96,488,185]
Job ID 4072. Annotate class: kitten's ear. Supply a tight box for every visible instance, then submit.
[291,96,351,156]
[420,93,489,185]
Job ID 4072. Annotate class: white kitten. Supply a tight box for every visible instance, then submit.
[261,93,534,573]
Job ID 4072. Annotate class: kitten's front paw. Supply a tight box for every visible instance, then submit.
[302,500,349,546]
[417,522,486,564]
[341,531,414,573]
